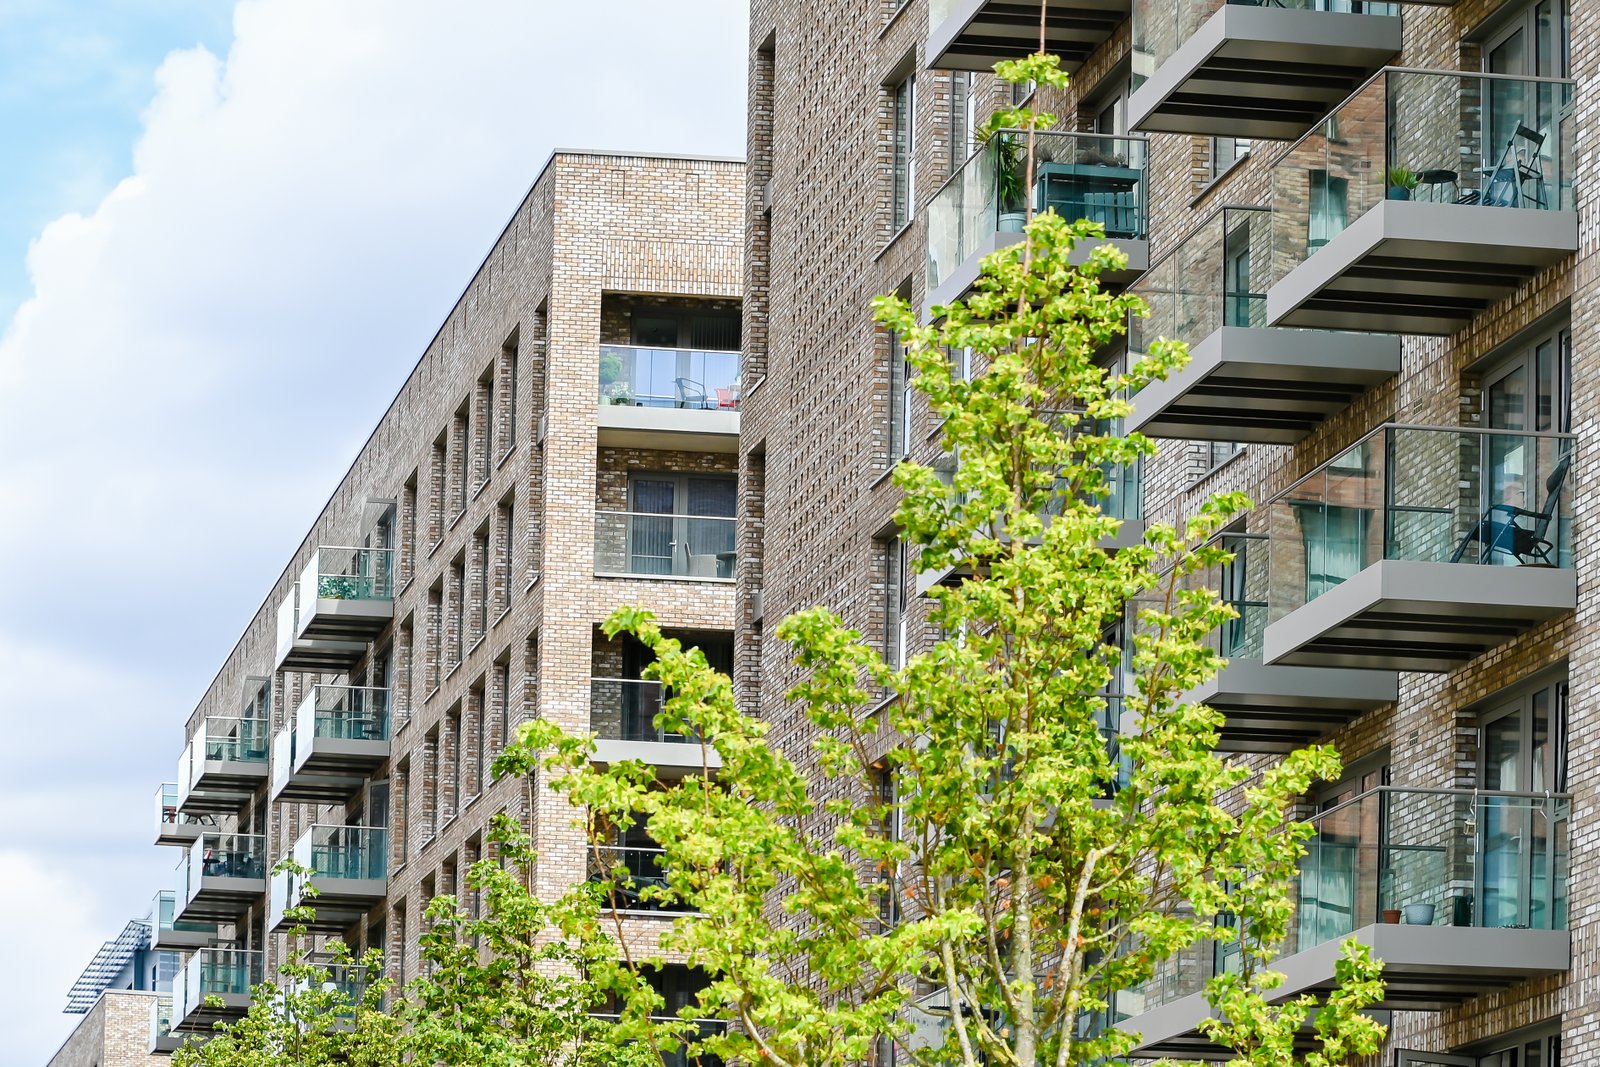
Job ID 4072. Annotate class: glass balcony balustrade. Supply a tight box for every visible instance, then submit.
[590,678,697,744]
[152,888,216,948]
[1269,69,1577,333]
[588,843,693,913]
[598,345,741,410]
[927,131,1148,304]
[1115,787,1570,1054]
[292,824,389,883]
[595,512,737,580]
[301,546,395,603]
[1258,424,1575,670]
[180,948,263,1023]
[269,824,388,931]
[155,781,216,844]
[1129,0,1401,138]
[273,684,391,801]
[589,1013,727,1067]
[1128,205,1400,443]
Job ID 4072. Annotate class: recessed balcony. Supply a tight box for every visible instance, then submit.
[1129,0,1401,139]
[155,782,217,846]
[596,345,740,453]
[1117,787,1571,1058]
[594,511,737,581]
[174,833,267,924]
[927,130,1148,313]
[270,685,391,803]
[175,718,269,815]
[926,0,1129,73]
[588,841,695,915]
[274,546,394,671]
[1181,534,1397,752]
[590,677,721,772]
[150,889,216,951]
[1127,206,1399,445]
[1267,69,1577,334]
[175,948,262,1032]
[1260,424,1575,672]
[268,824,388,933]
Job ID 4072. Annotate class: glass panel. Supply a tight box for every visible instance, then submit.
[598,345,741,409]
[199,717,270,764]
[294,825,389,881]
[1265,425,1574,617]
[927,131,1147,293]
[594,511,737,579]
[589,678,697,743]
[1131,207,1270,354]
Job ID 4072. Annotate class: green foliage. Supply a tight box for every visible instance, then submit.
[497,42,1386,1067]
[1385,166,1418,191]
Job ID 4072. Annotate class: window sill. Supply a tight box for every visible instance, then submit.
[492,604,514,630]
[878,0,916,39]
[472,477,492,502]
[593,572,737,585]
[870,464,900,491]
[1190,151,1251,208]
[444,661,462,684]
[426,538,445,560]
[468,634,487,659]
[448,509,468,533]
[424,685,441,706]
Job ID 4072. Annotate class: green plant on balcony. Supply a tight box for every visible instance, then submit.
[1385,166,1418,200]
[317,574,362,600]
[980,128,1030,232]
[599,349,633,405]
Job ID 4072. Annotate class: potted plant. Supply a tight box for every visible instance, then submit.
[599,349,633,405]
[1381,871,1400,924]
[983,131,1029,232]
[1402,901,1436,925]
[1386,165,1418,201]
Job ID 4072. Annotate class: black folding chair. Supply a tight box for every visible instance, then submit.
[1450,454,1570,565]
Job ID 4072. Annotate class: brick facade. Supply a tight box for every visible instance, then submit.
[46,992,167,1067]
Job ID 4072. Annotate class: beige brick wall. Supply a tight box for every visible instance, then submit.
[46,991,166,1067]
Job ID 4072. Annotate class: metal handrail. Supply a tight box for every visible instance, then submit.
[1308,783,1571,825]
[928,127,1151,203]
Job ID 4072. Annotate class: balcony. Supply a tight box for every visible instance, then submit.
[175,833,267,923]
[150,889,216,951]
[588,843,694,914]
[150,995,195,1054]
[1261,425,1575,672]
[926,0,1129,74]
[597,345,740,453]
[595,512,736,581]
[927,131,1148,312]
[1118,787,1571,1058]
[176,718,269,814]
[271,685,391,803]
[591,1014,727,1067]
[176,948,262,1032]
[1177,534,1397,752]
[1268,69,1577,334]
[155,782,217,846]
[268,825,388,933]
[590,678,722,772]
[1129,0,1400,139]
[1126,207,1399,444]
[275,546,394,671]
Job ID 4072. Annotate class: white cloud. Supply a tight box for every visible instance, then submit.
[0,2,747,1060]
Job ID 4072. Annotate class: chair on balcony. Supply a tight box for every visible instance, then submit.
[1449,454,1570,565]
[673,378,708,409]
[1457,125,1549,209]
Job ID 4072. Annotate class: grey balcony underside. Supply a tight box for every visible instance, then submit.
[155,821,205,848]
[1131,7,1400,139]
[1123,924,1570,1059]
[593,738,724,774]
[1266,201,1577,335]
[299,596,393,643]
[1188,659,1397,752]
[278,634,369,673]
[596,405,739,453]
[1128,326,1400,444]
[270,875,387,933]
[273,736,390,803]
[1262,559,1575,672]
[926,230,1148,317]
[175,991,251,1032]
[926,0,1128,73]
[152,926,215,951]
[177,875,266,923]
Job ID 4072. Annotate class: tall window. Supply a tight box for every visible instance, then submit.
[502,338,519,456]
[888,335,912,461]
[625,474,737,577]
[885,538,907,669]
[892,76,915,229]
[1478,674,1568,931]
[950,72,978,170]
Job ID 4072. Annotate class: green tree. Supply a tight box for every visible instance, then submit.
[502,48,1385,1067]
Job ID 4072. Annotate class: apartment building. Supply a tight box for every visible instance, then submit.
[144,149,744,1052]
[50,910,179,1065]
[744,0,1585,1062]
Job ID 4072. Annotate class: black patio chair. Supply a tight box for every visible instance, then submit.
[1449,453,1570,565]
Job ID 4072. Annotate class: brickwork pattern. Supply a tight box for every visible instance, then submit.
[46,991,167,1067]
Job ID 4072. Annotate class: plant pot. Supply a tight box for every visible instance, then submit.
[1403,903,1435,925]
[998,211,1027,233]
[1387,187,1412,201]
[1382,909,1402,924]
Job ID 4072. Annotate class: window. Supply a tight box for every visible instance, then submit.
[1223,210,1260,327]
[449,555,465,668]
[470,684,486,798]
[476,369,495,486]
[453,403,470,518]
[1396,1019,1561,1065]
[1205,441,1243,471]
[1478,323,1571,562]
[885,538,907,669]
[1208,137,1251,182]
[950,72,978,171]
[1293,502,1368,599]
[1294,757,1389,954]
[1477,675,1568,930]
[401,474,418,585]
[471,526,489,642]
[888,334,912,460]
[501,336,519,456]
[624,474,737,577]
[892,76,915,229]
[428,434,447,548]
[631,308,741,351]
[1307,170,1349,251]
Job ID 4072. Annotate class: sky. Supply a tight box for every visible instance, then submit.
[0,1,748,1062]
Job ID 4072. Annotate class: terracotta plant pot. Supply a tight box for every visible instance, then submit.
[1382,909,1402,924]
